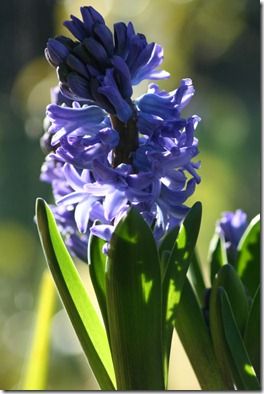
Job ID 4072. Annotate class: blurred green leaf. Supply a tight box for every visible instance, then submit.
[174,278,225,390]
[22,270,56,390]
[36,198,116,390]
[162,202,202,385]
[244,285,260,379]
[213,264,249,335]
[219,288,260,390]
[208,233,227,285]
[88,233,109,335]
[106,207,164,390]
[236,215,260,298]
[187,250,206,306]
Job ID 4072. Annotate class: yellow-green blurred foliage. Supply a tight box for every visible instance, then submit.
[0,0,259,390]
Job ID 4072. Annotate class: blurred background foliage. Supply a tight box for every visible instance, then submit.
[0,0,260,390]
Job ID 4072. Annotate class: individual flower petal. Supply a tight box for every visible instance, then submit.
[103,189,128,221]
[90,224,114,241]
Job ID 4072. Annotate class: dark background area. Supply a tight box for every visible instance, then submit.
[0,0,260,390]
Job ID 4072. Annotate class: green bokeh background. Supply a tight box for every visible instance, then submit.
[0,0,260,390]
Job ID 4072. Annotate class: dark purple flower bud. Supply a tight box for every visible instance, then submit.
[64,15,87,41]
[216,210,248,260]
[45,38,70,67]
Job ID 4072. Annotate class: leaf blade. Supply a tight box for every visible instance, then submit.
[219,288,260,390]
[162,202,202,384]
[88,234,109,334]
[174,278,226,390]
[236,215,260,297]
[244,286,260,379]
[208,233,227,285]
[36,198,115,390]
[106,207,164,390]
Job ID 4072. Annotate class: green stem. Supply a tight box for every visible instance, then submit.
[110,114,138,167]
[22,270,56,390]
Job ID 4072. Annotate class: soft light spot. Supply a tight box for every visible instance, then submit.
[141,273,154,303]
[244,364,255,377]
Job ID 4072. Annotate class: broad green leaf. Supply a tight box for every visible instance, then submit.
[208,233,227,285]
[187,250,206,306]
[244,286,260,379]
[213,264,249,335]
[36,198,116,390]
[236,215,260,297]
[106,207,164,390]
[159,226,179,281]
[219,288,260,390]
[174,278,226,390]
[88,233,109,335]
[22,270,56,390]
[162,202,202,385]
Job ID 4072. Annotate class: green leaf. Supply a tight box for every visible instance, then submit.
[106,207,164,390]
[244,286,260,379]
[22,270,56,390]
[159,226,179,281]
[174,278,226,390]
[36,198,116,390]
[219,288,260,390]
[88,233,109,335]
[209,286,236,388]
[162,202,202,385]
[187,250,206,306]
[213,264,249,335]
[236,215,260,297]
[208,233,227,285]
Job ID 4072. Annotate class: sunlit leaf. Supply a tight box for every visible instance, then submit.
[236,215,260,298]
[22,270,56,390]
[174,278,225,390]
[106,207,164,390]
[244,285,260,379]
[36,198,116,390]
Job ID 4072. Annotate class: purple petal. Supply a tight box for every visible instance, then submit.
[75,198,95,233]
[57,191,87,205]
[63,163,84,190]
[91,224,114,241]
[103,190,128,221]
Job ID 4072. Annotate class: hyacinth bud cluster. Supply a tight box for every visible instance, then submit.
[41,6,201,259]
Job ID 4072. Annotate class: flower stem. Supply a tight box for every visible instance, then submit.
[110,114,138,167]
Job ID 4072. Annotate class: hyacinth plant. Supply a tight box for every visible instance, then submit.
[35,6,260,391]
